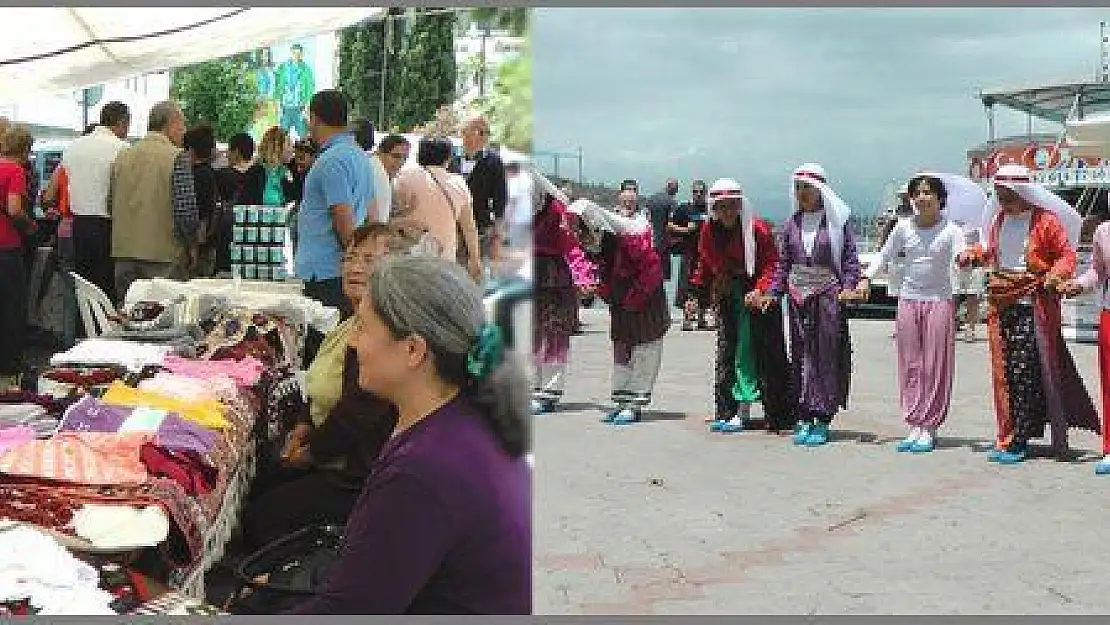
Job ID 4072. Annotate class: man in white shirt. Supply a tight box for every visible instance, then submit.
[62,101,130,303]
[372,134,410,223]
[367,151,390,224]
[505,157,533,251]
[352,119,392,224]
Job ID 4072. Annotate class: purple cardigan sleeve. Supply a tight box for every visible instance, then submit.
[769,224,794,297]
[839,223,862,289]
[285,473,452,614]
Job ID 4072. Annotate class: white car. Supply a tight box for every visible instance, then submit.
[847,242,898,318]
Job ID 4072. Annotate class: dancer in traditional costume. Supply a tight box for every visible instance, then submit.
[769,163,865,447]
[1063,219,1110,474]
[693,179,794,433]
[862,173,982,453]
[568,191,670,425]
[567,219,599,311]
[531,186,589,415]
[958,164,1098,464]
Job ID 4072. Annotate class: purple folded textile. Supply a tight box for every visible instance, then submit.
[155,416,219,456]
[60,395,218,455]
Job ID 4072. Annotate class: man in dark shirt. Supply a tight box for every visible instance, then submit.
[451,114,507,264]
[282,138,318,206]
[217,132,266,207]
[184,125,219,276]
[669,179,710,329]
[645,178,679,281]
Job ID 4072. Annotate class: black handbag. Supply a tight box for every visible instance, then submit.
[225,523,344,614]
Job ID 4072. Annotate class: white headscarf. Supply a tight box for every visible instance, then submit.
[531,167,569,207]
[909,171,988,236]
[567,198,650,236]
[980,163,1082,248]
[707,178,756,277]
[790,163,852,273]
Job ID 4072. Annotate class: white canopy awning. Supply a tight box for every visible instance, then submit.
[0,8,384,97]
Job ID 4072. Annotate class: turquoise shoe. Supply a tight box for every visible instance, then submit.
[993,444,1028,465]
[611,408,640,426]
[896,437,917,452]
[1096,459,1110,475]
[803,422,831,447]
[909,438,935,453]
[602,409,622,424]
[708,418,728,432]
[718,419,746,434]
[792,421,813,445]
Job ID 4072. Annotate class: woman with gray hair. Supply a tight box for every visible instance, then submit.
[286,255,531,615]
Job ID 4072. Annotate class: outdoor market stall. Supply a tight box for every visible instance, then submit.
[0,273,338,615]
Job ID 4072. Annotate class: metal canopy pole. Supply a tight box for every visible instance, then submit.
[987,104,995,142]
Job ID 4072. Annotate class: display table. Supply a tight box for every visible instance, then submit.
[1,285,320,611]
[123,277,337,339]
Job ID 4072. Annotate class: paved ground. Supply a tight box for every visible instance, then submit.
[534,306,1109,615]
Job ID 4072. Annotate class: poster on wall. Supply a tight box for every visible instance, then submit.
[246,35,335,142]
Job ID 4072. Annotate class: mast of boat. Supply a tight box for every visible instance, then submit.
[1101,21,1108,83]
[860,179,898,244]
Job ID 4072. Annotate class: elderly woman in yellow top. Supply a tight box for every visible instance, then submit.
[243,222,428,549]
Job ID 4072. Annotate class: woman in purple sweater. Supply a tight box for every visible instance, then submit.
[286,255,531,615]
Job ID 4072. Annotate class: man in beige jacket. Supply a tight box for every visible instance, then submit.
[110,101,199,300]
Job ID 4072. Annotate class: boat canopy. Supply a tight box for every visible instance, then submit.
[979,80,1110,124]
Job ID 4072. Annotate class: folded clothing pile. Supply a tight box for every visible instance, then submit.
[0,524,117,615]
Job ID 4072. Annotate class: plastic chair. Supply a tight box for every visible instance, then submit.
[70,271,122,338]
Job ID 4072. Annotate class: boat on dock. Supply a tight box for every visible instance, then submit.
[966,23,1110,342]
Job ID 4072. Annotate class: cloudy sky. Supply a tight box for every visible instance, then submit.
[533,7,1110,219]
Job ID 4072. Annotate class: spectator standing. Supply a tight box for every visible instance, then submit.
[184,124,220,277]
[451,114,507,263]
[295,89,374,361]
[0,126,37,389]
[110,100,199,298]
[61,101,130,303]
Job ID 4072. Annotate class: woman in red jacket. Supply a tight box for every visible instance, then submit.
[693,178,794,434]
[568,190,670,425]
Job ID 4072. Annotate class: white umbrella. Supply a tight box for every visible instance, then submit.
[0,8,384,96]
[914,172,989,231]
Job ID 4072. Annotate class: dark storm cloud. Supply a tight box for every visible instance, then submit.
[533,7,1110,218]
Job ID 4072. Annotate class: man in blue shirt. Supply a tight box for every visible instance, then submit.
[296,89,374,361]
